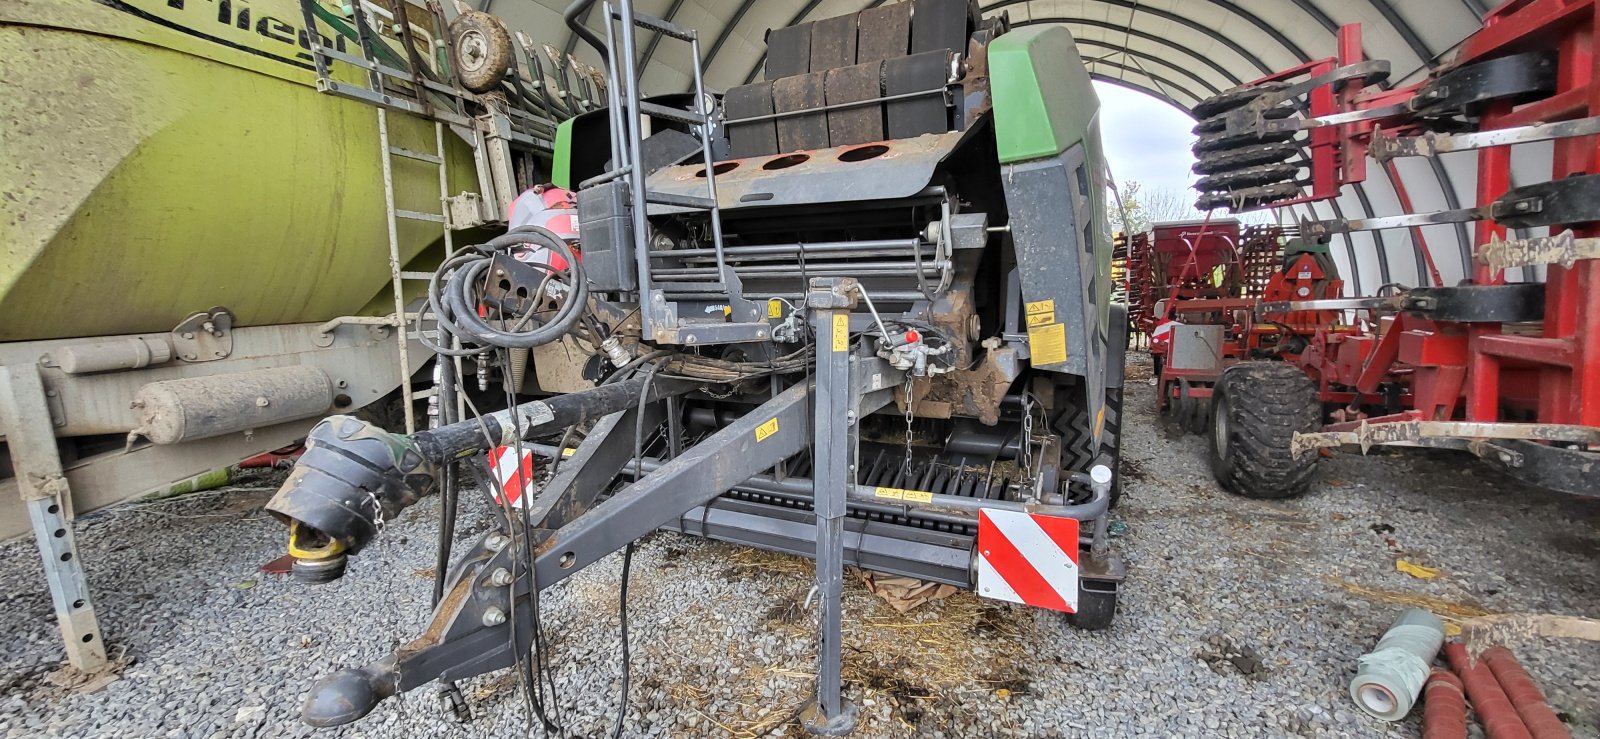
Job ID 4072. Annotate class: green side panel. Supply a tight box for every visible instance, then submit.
[0,0,476,342]
[552,118,576,191]
[988,26,1100,164]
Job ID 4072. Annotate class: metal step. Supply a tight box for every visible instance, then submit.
[396,209,447,223]
[653,281,731,295]
[646,191,715,209]
[389,146,444,164]
[629,11,696,41]
[639,100,705,126]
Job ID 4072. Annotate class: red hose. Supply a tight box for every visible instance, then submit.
[1444,641,1532,739]
[1423,670,1468,739]
[1481,646,1572,739]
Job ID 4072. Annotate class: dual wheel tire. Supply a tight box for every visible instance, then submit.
[1208,362,1321,499]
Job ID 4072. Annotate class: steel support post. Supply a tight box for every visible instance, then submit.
[800,277,859,735]
[0,365,108,672]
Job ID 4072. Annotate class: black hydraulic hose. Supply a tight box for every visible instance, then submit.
[428,226,590,351]
[563,0,605,56]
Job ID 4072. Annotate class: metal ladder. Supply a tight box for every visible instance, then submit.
[381,113,457,434]
[296,0,462,433]
[602,0,769,345]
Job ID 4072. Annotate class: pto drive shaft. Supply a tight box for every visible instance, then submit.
[263,376,686,582]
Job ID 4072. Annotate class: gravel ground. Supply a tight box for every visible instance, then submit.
[2,351,1598,738]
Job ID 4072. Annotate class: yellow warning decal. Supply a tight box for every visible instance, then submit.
[1029,322,1068,365]
[768,299,783,318]
[1025,299,1055,316]
[874,487,933,503]
[1026,312,1055,327]
[832,313,849,352]
[755,418,779,442]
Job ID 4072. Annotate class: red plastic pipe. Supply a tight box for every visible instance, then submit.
[1444,641,1532,739]
[1423,670,1468,739]
[1481,646,1573,739]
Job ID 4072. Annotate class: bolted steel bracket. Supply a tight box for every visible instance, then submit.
[171,307,235,362]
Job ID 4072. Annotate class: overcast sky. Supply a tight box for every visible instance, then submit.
[1093,81,1204,217]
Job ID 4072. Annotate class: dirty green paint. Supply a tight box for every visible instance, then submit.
[0,0,476,342]
[552,118,577,191]
[989,26,1100,164]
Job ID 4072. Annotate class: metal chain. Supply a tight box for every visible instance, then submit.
[901,373,916,481]
[1018,393,1035,486]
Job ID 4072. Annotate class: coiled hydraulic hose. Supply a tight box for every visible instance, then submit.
[423,226,589,353]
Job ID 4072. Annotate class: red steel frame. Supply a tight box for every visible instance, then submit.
[1213,0,1599,457]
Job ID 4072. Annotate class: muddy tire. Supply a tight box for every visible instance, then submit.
[451,11,513,94]
[1208,361,1321,499]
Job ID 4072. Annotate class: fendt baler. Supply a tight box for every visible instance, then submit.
[263,0,1127,730]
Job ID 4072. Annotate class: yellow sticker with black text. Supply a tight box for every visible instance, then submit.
[874,487,933,503]
[1026,312,1055,327]
[1029,322,1068,365]
[832,313,849,351]
[755,418,779,442]
[1025,299,1055,316]
[768,299,783,318]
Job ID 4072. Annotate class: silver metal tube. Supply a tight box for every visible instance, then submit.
[651,261,942,277]
[601,5,624,172]
[615,0,655,334]
[649,238,923,259]
[688,36,729,279]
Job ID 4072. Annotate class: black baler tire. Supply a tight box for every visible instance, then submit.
[1208,361,1321,499]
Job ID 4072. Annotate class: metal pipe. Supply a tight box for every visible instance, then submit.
[651,261,942,277]
[649,238,923,259]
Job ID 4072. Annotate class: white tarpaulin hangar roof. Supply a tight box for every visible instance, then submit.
[486,0,1542,296]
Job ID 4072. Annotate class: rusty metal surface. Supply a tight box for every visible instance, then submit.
[824,61,884,147]
[647,129,963,213]
[1292,419,1600,457]
[1478,229,1600,272]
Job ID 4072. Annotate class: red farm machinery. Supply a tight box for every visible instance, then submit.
[1141,0,1600,499]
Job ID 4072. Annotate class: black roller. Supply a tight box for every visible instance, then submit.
[1193,126,1299,154]
[1190,81,1288,120]
[1192,104,1295,134]
[1196,163,1301,191]
[1193,142,1299,175]
[765,22,812,78]
[725,82,777,158]
[1195,181,1303,212]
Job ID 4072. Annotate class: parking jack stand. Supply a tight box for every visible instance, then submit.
[0,365,109,672]
[800,278,860,735]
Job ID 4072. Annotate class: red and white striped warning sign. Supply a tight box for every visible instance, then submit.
[490,445,538,508]
[975,509,1080,612]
